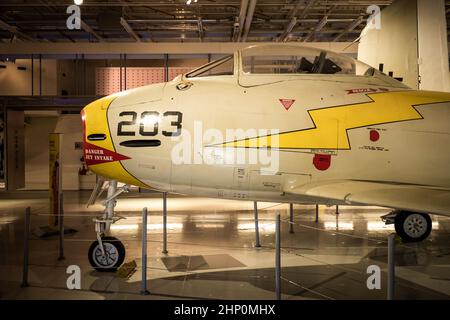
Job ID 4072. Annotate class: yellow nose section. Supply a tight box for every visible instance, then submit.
[82,94,147,188]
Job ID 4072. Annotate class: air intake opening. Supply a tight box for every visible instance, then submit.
[88,134,107,141]
[119,140,161,147]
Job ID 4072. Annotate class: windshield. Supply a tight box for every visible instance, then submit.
[186,55,234,78]
[241,45,373,76]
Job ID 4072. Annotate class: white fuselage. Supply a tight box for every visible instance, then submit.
[102,74,450,204]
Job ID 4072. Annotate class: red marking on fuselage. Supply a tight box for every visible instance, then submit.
[370,130,380,142]
[346,87,389,95]
[83,142,130,166]
[279,99,295,110]
[313,154,331,171]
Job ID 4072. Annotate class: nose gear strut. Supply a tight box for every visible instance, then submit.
[87,178,128,271]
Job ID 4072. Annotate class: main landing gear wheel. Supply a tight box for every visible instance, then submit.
[88,236,126,272]
[394,211,432,243]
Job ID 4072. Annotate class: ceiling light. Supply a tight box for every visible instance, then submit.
[74,0,83,5]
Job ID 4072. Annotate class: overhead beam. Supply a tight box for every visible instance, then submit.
[288,1,303,20]
[332,16,364,42]
[278,17,297,42]
[128,17,360,24]
[241,0,257,42]
[80,20,104,42]
[0,1,393,7]
[120,17,141,42]
[0,19,35,42]
[303,4,336,42]
[303,15,328,42]
[0,42,358,55]
[279,0,317,42]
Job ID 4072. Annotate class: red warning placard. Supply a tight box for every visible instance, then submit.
[279,99,295,111]
[84,142,130,166]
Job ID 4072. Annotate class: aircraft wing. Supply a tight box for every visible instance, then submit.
[285,180,450,216]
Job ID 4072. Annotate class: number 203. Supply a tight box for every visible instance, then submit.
[117,111,182,137]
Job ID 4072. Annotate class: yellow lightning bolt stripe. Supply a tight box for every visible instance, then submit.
[83,94,148,188]
[219,90,450,150]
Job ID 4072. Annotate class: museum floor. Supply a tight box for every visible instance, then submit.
[0,191,449,300]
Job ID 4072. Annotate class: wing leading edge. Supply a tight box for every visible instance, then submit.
[285,180,450,217]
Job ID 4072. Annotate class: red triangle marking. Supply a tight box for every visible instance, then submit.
[279,99,295,111]
[83,142,130,166]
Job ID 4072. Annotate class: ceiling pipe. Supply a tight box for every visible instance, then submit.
[197,17,204,41]
[232,16,240,41]
[241,0,257,42]
[235,0,249,41]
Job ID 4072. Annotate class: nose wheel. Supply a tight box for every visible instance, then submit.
[88,236,126,272]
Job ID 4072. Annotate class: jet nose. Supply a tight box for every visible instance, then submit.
[81,99,105,149]
[81,95,118,168]
[80,95,146,187]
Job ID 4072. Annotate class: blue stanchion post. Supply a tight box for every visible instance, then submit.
[140,207,150,295]
[21,207,31,288]
[58,193,65,261]
[162,192,168,254]
[275,214,281,300]
[387,233,395,300]
[289,203,294,234]
[254,201,261,248]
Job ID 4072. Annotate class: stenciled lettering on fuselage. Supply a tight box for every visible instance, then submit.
[84,142,130,166]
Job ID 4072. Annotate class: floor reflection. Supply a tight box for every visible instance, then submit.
[0,191,449,299]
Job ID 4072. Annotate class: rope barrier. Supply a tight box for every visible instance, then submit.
[17,200,435,301]
[280,276,335,300]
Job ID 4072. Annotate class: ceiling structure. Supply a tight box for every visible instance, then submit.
[0,0,397,43]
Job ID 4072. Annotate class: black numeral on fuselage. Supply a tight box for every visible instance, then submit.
[117,111,137,136]
[117,111,182,137]
[162,111,182,137]
[139,111,159,136]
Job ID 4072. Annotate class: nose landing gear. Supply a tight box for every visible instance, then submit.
[88,236,126,272]
[87,179,129,272]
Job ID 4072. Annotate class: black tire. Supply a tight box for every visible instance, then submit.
[88,236,126,272]
[394,211,432,243]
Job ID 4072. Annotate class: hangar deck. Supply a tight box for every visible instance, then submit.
[0,191,449,300]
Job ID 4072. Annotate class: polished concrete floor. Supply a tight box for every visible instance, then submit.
[0,190,449,300]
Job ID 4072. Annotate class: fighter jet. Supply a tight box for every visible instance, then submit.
[81,44,450,271]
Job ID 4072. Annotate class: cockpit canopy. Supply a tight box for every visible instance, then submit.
[186,44,375,78]
[241,45,373,76]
